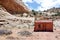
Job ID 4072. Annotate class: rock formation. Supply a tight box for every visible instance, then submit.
[0,0,29,14]
[44,7,60,13]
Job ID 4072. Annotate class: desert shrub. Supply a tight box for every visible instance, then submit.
[0,29,12,35]
[6,36,19,40]
[17,31,32,37]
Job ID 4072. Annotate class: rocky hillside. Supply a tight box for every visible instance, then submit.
[0,6,34,28]
[44,7,60,13]
[0,0,29,14]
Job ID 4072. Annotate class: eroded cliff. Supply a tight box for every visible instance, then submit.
[0,0,29,14]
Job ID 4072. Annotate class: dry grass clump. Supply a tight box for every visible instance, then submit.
[0,29,12,35]
[18,31,32,37]
[6,36,19,40]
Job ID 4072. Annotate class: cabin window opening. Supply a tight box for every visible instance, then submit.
[38,24,41,28]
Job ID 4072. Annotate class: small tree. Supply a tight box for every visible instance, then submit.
[32,10,36,15]
[40,13,42,15]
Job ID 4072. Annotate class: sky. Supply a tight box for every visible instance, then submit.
[22,0,60,11]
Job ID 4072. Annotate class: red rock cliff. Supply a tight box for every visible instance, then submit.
[0,0,29,14]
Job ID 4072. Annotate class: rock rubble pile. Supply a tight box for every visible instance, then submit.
[0,9,35,29]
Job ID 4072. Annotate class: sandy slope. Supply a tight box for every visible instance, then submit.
[0,27,60,40]
[0,8,60,40]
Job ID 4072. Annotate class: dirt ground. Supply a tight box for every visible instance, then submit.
[0,27,60,40]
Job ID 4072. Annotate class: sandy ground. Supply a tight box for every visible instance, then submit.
[0,6,60,40]
[0,27,60,40]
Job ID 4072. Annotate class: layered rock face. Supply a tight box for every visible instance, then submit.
[14,0,29,11]
[0,0,29,14]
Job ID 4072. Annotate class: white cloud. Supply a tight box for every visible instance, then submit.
[22,0,33,3]
[24,3,32,10]
[22,0,33,10]
[34,0,60,11]
[22,0,60,11]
